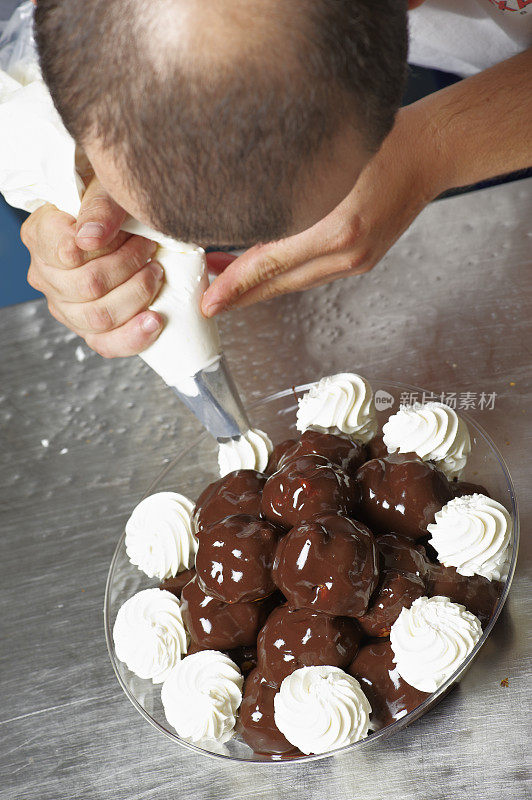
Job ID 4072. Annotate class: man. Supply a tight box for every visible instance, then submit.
[21,0,531,358]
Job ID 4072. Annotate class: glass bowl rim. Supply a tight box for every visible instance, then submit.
[104,378,520,765]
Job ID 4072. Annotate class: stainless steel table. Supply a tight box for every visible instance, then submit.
[1,178,531,800]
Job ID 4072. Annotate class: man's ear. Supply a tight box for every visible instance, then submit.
[408,0,426,8]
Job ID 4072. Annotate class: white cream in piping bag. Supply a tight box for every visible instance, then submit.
[0,64,221,391]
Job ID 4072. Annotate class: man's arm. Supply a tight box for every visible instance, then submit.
[201,48,532,316]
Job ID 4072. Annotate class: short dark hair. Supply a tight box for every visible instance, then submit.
[35,0,408,245]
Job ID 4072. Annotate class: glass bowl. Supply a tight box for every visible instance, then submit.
[104,380,519,764]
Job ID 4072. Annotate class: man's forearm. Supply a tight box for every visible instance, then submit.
[409,48,532,197]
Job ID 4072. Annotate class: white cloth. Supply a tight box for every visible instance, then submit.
[409,0,532,76]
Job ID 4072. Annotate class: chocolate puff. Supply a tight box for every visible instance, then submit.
[159,568,196,599]
[376,533,430,581]
[181,576,273,650]
[261,454,359,529]
[427,564,501,627]
[257,604,362,686]
[194,469,266,535]
[365,434,389,461]
[279,430,367,478]
[357,569,425,637]
[349,640,429,729]
[237,669,299,757]
[451,480,490,499]
[272,512,378,617]
[186,642,257,678]
[195,514,282,603]
[356,455,454,540]
[266,439,297,475]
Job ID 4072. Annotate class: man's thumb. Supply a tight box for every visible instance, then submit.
[75,176,127,251]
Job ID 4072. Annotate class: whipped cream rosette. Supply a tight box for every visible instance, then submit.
[161,651,243,743]
[217,428,273,477]
[125,492,197,581]
[428,493,511,581]
[296,373,377,444]
[390,596,482,693]
[382,401,471,479]
[113,589,188,684]
[273,665,371,755]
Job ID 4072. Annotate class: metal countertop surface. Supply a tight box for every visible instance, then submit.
[1,178,531,800]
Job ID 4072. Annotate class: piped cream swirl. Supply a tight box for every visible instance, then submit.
[125,492,197,580]
[161,650,243,743]
[390,595,482,693]
[296,373,377,444]
[113,588,188,684]
[273,666,371,755]
[217,428,272,477]
[428,493,511,581]
[382,401,471,479]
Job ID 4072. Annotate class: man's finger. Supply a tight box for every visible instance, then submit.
[84,311,163,358]
[60,261,164,334]
[201,203,353,317]
[231,249,373,309]
[43,236,158,301]
[75,175,127,251]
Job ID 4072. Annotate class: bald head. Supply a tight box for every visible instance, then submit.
[35,0,408,245]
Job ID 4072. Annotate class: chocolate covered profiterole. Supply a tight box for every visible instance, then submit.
[279,430,367,479]
[376,533,430,582]
[356,455,454,540]
[357,569,425,637]
[159,568,196,598]
[272,512,379,617]
[427,564,502,626]
[349,640,429,729]
[266,439,297,475]
[194,469,266,535]
[195,514,282,603]
[237,669,299,757]
[257,604,362,686]
[451,480,490,498]
[261,454,359,529]
[180,576,274,650]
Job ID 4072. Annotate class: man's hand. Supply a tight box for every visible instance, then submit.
[21,176,164,357]
[202,48,531,317]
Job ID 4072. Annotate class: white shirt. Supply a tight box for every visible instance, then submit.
[409,0,532,76]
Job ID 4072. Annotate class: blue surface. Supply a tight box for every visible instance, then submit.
[0,198,40,306]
